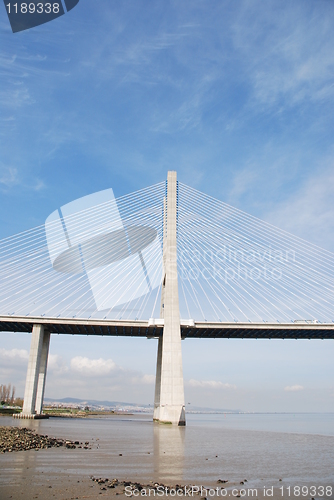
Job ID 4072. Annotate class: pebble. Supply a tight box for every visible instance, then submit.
[90,477,200,494]
[0,426,90,453]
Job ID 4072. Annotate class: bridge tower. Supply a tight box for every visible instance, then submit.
[153,171,186,425]
[21,324,50,417]
[19,171,185,421]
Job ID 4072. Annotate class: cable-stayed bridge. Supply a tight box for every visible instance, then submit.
[2,316,333,339]
[1,172,334,424]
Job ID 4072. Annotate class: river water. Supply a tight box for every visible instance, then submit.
[0,413,333,497]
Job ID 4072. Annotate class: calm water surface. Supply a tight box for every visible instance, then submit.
[1,413,333,488]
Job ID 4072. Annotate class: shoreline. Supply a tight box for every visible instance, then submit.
[0,417,333,500]
[1,463,332,500]
[0,425,91,452]
[0,410,138,419]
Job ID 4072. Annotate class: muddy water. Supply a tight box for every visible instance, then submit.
[0,413,333,499]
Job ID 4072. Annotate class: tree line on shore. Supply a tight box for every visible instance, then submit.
[0,384,23,407]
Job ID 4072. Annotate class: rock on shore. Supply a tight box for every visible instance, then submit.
[90,477,201,495]
[0,426,90,453]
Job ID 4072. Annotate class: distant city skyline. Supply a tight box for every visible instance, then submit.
[1,0,333,412]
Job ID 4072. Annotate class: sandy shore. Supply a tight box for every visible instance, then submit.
[0,426,91,452]
[0,466,300,500]
[0,421,333,500]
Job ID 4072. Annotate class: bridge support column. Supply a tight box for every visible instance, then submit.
[35,331,50,414]
[153,171,185,426]
[22,324,49,416]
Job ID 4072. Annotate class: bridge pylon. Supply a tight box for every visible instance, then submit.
[20,324,50,418]
[153,171,186,425]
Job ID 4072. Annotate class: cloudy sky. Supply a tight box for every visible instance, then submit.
[1,0,334,412]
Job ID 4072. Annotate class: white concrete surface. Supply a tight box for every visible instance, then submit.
[35,331,50,414]
[154,171,185,425]
[22,324,45,416]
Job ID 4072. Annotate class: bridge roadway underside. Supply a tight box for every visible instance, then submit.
[1,316,334,339]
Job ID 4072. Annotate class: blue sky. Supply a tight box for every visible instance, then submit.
[1,0,334,412]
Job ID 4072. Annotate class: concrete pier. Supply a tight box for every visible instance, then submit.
[21,324,50,417]
[153,171,185,425]
[35,331,50,414]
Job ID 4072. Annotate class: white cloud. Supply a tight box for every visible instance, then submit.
[0,164,45,192]
[131,374,155,385]
[232,1,334,110]
[0,165,18,187]
[0,348,29,379]
[70,356,116,376]
[0,83,33,109]
[284,385,304,392]
[33,179,46,191]
[43,353,157,400]
[187,379,236,389]
[0,348,28,362]
[48,354,68,374]
[267,164,334,249]
[228,166,261,202]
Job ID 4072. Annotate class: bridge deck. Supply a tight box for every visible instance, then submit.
[1,316,334,339]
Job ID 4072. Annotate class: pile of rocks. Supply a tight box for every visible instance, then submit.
[0,426,91,453]
[90,477,197,494]
[91,477,120,489]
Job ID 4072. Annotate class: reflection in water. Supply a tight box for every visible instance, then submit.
[9,419,42,486]
[1,415,333,488]
[9,440,38,488]
[153,423,185,482]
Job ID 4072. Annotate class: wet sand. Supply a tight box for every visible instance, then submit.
[0,415,333,499]
[1,460,331,500]
[0,456,311,500]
